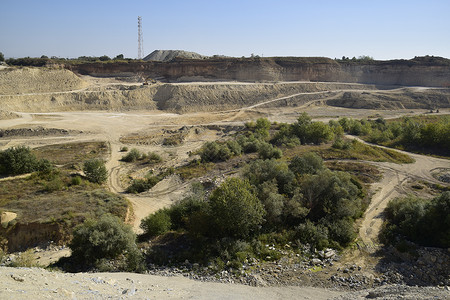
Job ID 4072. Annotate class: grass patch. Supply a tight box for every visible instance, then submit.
[0,172,128,224]
[33,141,109,165]
[176,161,214,180]
[320,140,414,164]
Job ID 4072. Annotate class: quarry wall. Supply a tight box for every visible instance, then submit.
[68,58,450,87]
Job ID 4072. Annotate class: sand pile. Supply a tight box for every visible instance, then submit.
[0,67,87,95]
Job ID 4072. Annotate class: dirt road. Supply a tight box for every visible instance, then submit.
[344,136,450,252]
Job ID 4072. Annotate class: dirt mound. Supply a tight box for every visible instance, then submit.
[0,85,159,112]
[0,126,81,138]
[0,67,87,95]
[144,50,207,62]
[327,89,450,109]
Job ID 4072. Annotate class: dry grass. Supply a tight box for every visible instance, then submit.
[325,161,382,183]
[33,141,109,165]
[0,171,128,225]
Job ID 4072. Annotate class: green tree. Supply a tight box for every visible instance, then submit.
[257,142,282,159]
[0,52,4,62]
[209,178,265,239]
[244,159,295,196]
[140,209,172,237]
[114,54,124,60]
[306,121,333,144]
[0,146,43,176]
[289,152,324,175]
[99,55,111,61]
[83,159,108,184]
[69,214,143,270]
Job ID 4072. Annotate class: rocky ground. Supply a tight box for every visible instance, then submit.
[1,265,448,300]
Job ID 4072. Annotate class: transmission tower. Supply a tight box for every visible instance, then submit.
[138,16,144,59]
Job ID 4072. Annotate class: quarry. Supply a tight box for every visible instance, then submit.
[0,55,449,299]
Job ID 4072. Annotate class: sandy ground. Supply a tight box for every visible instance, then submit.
[0,266,343,299]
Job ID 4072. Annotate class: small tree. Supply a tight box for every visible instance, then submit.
[209,178,265,239]
[289,152,324,175]
[83,159,108,184]
[0,52,4,62]
[140,209,172,237]
[0,146,39,176]
[70,214,143,271]
[99,55,111,61]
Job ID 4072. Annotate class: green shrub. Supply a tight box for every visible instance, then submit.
[140,209,172,237]
[83,159,108,184]
[148,152,162,163]
[296,221,329,250]
[244,159,295,196]
[0,146,41,176]
[258,142,282,159]
[127,179,150,194]
[289,152,324,175]
[71,176,82,186]
[383,192,450,248]
[69,214,143,271]
[209,178,265,239]
[120,146,129,152]
[121,148,141,162]
[44,176,66,192]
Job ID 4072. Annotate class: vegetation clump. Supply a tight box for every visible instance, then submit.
[142,145,368,269]
[0,146,52,176]
[382,192,450,248]
[338,115,450,157]
[69,214,143,272]
[83,159,108,184]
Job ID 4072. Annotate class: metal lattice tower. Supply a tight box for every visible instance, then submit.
[137,16,144,59]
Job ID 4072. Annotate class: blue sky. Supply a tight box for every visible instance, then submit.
[1,0,449,60]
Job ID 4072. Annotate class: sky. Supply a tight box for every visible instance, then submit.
[1,0,449,60]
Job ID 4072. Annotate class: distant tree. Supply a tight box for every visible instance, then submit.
[41,55,48,59]
[0,52,4,62]
[83,159,108,184]
[99,55,111,61]
[114,54,124,60]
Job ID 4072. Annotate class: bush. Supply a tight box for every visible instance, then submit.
[209,178,265,239]
[244,159,295,196]
[83,159,108,184]
[148,152,162,163]
[69,214,143,271]
[258,142,282,159]
[10,249,37,267]
[121,148,141,162]
[383,192,450,248]
[296,221,329,250]
[289,152,324,175]
[0,146,41,176]
[71,176,82,186]
[140,209,172,237]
